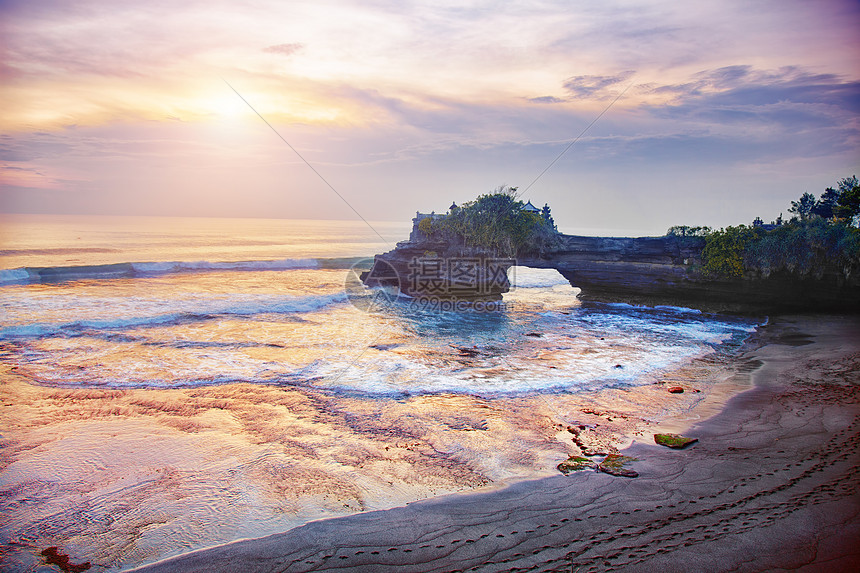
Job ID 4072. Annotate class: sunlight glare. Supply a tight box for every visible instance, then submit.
[205,92,250,121]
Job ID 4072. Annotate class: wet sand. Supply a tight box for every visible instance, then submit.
[1,313,753,572]
[127,315,860,572]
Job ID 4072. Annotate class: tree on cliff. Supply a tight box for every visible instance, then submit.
[702,221,860,280]
[789,192,816,220]
[788,176,859,223]
[812,187,839,219]
[701,226,758,277]
[746,218,860,278]
[541,204,556,230]
[833,175,860,221]
[435,186,559,256]
[701,176,860,280]
[666,225,711,237]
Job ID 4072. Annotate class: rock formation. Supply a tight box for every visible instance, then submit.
[361,213,515,301]
[361,214,860,311]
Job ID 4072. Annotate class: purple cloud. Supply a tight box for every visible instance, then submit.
[562,71,636,99]
[527,96,565,104]
[646,66,860,124]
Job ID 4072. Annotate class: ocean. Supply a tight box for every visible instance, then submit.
[0,214,761,571]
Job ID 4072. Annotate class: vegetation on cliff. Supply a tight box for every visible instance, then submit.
[700,226,759,277]
[419,186,559,257]
[681,176,860,280]
[666,225,712,238]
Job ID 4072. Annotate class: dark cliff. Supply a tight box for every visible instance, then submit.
[520,234,859,311]
[361,215,515,301]
[362,215,860,312]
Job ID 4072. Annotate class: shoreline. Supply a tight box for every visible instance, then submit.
[1,302,762,572]
[127,314,860,572]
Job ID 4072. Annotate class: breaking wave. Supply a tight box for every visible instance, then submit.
[0,258,348,285]
[0,291,348,341]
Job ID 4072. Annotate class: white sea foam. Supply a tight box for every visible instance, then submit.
[131,258,319,274]
[0,258,322,286]
[0,291,348,340]
[292,304,757,397]
[0,268,31,285]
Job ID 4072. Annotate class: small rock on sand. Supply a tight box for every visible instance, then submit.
[597,454,639,478]
[557,456,595,474]
[654,433,698,449]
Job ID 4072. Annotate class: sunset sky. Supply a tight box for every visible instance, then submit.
[1,0,858,235]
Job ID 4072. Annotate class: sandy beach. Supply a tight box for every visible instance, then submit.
[126,314,860,573]
[1,290,764,572]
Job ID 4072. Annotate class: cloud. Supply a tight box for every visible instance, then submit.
[644,66,860,139]
[263,43,304,56]
[0,164,58,189]
[651,66,858,105]
[527,96,565,104]
[562,71,636,100]
[0,133,73,161]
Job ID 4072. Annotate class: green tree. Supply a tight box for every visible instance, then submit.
[834,175,860,220]
[439,186,558,256]
[789,192,816,220]
[417,217,435,236]
[702,226,759,277]
[701,176,860,280]
[812,187,839,219]
[540,203,556,230]
[745,218,860,278]
[666,225,711,237]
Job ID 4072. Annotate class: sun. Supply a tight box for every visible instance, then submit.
[204,92,250,121]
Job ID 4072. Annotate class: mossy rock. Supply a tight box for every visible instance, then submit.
[654,433,698,449]
[597,454,639,478]
[557,456,595,475]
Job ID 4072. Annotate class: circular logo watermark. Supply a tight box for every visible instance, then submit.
[344,258,401,312]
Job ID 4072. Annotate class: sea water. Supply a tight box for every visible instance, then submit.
[0,214,761,570]
[0,215,758,395]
